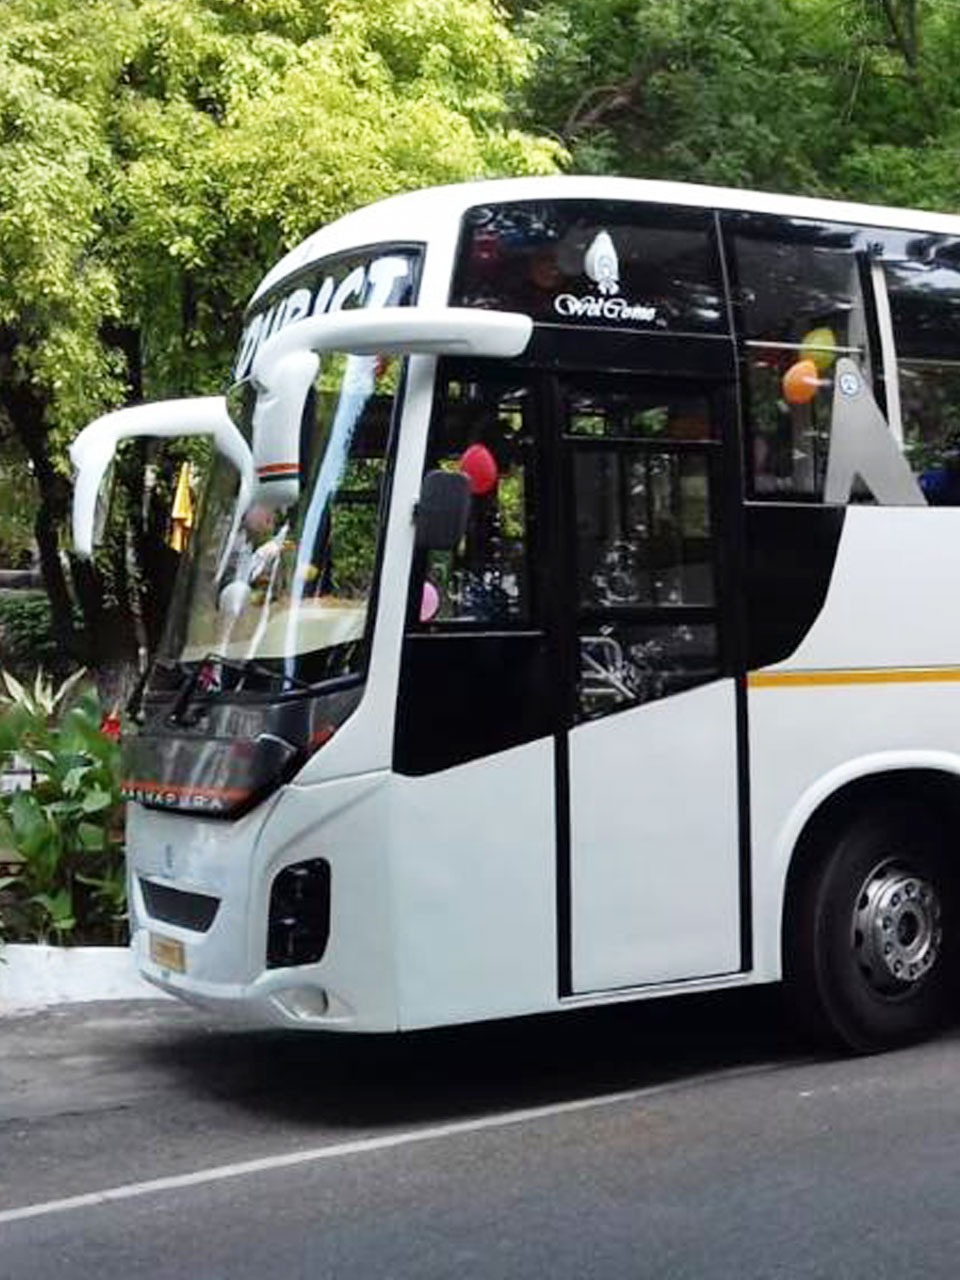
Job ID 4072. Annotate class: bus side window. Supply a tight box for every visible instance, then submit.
[887,254,960,505]
[729,217,870,501]
[417,373,535,626]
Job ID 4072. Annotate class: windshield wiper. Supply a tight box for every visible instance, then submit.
[207,653,314,694]
[166,653,313,725]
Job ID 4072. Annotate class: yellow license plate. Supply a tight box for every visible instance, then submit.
[149,933,186,974]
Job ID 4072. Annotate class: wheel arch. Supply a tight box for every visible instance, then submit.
[777,755,960,975]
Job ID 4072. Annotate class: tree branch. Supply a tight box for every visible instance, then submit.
[563,74,643,138]
[879,0,916,67]
[876,0,935,121]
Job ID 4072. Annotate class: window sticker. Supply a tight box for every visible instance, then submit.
[453,201,724,333]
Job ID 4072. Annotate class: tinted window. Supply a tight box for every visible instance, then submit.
[578,623,719,722]
[452,201,725,335]
[563,376,722,723]
[562,375,715,442]
[888,250,960,502]
[731,217,867,345]
[728,214,871,500]
[574,450,714,610]
[887,253,960,360]
[417,371,536,627]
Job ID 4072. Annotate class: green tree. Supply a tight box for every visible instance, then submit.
[0,0,561,693]
[517,0,960,207]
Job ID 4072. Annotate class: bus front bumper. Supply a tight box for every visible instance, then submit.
[126,774,398,1032]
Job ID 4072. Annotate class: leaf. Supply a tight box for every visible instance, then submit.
[30,889,76,935]
[9,790,53,856]
[32,669,55,716]
[52,667,88,710]
[46,800,84,817]
[62,765,91,795]
[1,670,27,707]
[77,862,127,915]
[77,822,106,851]
[81,787,113,814]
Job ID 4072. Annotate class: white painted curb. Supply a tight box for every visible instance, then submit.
[0,943,170,1014]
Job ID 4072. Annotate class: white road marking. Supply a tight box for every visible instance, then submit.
[0,1061,784,1227]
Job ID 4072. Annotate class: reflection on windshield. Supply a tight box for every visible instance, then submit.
[157,353,399,691]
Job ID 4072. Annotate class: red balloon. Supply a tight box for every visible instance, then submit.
[459,443,499,496]
[100,712,122,741]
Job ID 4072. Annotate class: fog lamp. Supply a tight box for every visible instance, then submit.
[272,986,330,1022]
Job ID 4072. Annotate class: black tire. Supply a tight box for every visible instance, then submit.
[785,802,957,1054]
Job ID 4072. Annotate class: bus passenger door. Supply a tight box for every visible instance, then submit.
[558,373,743,994]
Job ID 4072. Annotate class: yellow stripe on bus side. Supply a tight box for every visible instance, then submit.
[748,667,960,689]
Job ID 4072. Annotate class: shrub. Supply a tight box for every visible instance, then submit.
[0,593,81,684]
[0,670,126,946]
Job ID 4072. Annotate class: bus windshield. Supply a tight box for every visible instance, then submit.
[156,351,401,692]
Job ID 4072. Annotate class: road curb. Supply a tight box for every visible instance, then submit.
[0,943,170,1014]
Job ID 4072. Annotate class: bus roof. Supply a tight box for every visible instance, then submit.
[250,175,960,307]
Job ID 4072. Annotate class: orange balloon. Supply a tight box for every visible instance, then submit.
[782,358,820,406]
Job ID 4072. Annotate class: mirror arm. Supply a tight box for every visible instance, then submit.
[69,396,254,558]
[249,306,533,386]
[249,350,320,495]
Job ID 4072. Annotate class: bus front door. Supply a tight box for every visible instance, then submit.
[557,372,743,994]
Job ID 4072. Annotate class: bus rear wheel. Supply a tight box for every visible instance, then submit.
[787,803,957,1053]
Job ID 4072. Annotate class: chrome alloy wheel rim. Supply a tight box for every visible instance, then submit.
[852,860,942,996]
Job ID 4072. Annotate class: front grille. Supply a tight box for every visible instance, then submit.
[140,878,220,933]
[267,858,331,968]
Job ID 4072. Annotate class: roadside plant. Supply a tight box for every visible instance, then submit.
[0,593,81,684]
[0,669,126,945]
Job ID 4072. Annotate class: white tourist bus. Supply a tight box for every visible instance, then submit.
[72,176,960,1052]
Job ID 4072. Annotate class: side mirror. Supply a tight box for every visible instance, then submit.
[69,396,254,558]
[414,470,471,551]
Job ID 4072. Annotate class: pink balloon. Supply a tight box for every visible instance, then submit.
[459,443,499,496]
[420,580,440,623]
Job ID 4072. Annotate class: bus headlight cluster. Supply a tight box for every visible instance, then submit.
[266,857,331,969]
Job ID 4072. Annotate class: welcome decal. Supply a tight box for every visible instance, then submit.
[553,230,659,326]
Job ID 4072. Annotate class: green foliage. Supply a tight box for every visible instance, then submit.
[0,0,562,432]
[0,669,126,945]
[0,593,81,682]
[0,440,39,567]
[518,0,960,210]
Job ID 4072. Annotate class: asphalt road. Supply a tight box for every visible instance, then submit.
[2,990,960,1278]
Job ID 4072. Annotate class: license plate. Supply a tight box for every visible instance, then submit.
[149,932,186,974]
